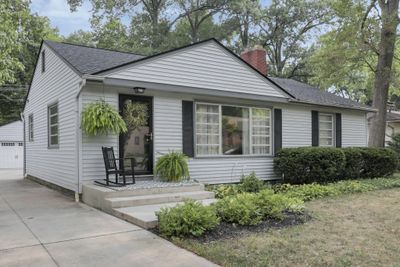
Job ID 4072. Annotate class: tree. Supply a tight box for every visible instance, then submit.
[369,0,400,147]
[256,0,331,79]
[64,30,96,47]
[0,0,59,125]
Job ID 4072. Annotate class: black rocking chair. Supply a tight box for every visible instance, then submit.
[95,146,135,186]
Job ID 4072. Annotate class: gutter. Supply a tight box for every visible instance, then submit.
[288,98,377,113]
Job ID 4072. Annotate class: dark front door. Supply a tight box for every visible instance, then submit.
[119,95,153,175]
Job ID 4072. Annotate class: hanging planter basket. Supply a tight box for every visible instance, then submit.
[81,99,127,136]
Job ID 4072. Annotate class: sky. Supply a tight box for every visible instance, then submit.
[31,0,272,37]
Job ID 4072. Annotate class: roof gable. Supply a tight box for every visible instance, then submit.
[44,40,144,74]
[0,121,23,141]
[103,40,290,99]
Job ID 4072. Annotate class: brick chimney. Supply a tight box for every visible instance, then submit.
[240,45,268,76]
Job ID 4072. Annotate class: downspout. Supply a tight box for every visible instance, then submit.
[75,75,105,202]
[75,79,86,202]
[21,112,26,177]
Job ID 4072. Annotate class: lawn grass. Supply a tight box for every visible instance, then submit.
[174,188,400,267]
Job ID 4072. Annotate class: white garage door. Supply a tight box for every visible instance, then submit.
[0,142,24,169]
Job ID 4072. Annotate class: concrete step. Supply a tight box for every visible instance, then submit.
[105,191,215,209]
[82,182,205,202]
[113,199,218,229]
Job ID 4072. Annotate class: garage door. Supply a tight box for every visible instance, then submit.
[0,142,23,168]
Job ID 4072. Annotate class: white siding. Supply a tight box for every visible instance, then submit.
[342,111,368,147]
[107,41,287,99]
[80,86,119,182]
[79,86,369,185]
[153,96,182,160]
[24,44,81,191]
[0,121,23,141]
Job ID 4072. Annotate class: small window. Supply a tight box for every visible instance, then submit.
[41,50,46,73]
[48,102,59,148]
[18,142,23,146]
[319,113,334,147]
[28,114,34,141]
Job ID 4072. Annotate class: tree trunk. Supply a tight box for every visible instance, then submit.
[368,0,399,147]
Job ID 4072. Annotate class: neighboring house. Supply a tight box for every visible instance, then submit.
[385,111,400,145]
[23,39,373,196]
[0,121,24,169]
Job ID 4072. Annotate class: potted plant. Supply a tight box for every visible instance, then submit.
[155,151,190,182]
[81,99,127,136]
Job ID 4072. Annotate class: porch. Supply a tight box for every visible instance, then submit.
[82,179,216,229]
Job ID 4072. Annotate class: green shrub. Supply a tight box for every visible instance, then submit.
[239,172,265,193]
[388,133,400,169]
[274,147,346,184]
[155,151,189,182]
[255,189,304,219]
[359,148,397,178]
[207,184,240,199]
[81,100,127,136]
[274,147,398,184]
[156,200,219,237]
[216,193,262,225]
[342,147,364,179]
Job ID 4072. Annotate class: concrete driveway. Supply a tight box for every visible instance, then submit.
[0,169,217,267]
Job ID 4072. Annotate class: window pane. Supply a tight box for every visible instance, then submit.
[251,108,271,155]
[50,115,58,124]
[50,125,58,135]
[50,136,58,145]
[222,106,249,155]
[49,105,58,115]
[319,114,334,147]
[195,104,220,155]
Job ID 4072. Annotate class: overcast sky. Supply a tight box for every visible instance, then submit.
[31,0,271,36]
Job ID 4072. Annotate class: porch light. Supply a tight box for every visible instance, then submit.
[133,87,146,94]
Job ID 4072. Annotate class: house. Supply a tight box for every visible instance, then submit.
[0,121,24,169]
[23,39,373,198]
[383,111,400,145]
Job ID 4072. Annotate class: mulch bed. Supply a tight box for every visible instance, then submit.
[152,211,312,243]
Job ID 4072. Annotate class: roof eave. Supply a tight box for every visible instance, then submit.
[288,99,377,112]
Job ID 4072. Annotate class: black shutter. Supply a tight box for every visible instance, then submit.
[182,101,194,157]
[312,110,319,147]
[336,113,342,148]
[274,109,282,154]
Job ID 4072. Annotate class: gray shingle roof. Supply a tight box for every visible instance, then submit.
[269,77,373,111]
[43,40,373,111]
[44,40,145,74]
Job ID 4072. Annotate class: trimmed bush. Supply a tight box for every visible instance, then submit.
[342,147,364,179]
[156,200,219,237]
[215,193,262,225]
[359,148,397,178]
[274,147,398,184]
[239,172,265,193]
[274,147,346,184]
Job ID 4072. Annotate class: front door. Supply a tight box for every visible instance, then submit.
[119,95,153,175]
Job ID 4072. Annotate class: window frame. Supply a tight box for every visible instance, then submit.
[194,102,273,157]
[28,114,34,142]
[318,113,335,147]
[47,102,59,149]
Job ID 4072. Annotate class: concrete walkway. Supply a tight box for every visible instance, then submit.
[0,169,217,267]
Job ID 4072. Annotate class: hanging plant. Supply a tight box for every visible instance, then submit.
[81,100,127,136]
[123,102,149,131]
